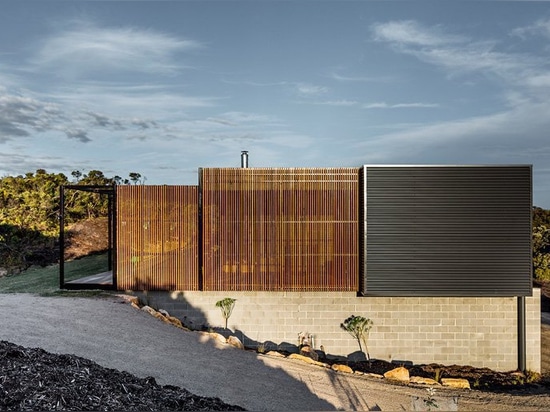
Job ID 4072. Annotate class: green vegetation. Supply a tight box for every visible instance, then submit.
[215,297,237,330]
[533,207,550,281]
[0,169,142,273]
[340,314,373,360]
[0,253,112,296]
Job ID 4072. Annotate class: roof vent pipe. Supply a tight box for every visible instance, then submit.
[241,150,249,168]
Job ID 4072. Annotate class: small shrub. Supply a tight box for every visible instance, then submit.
[340,315,373,360]
[215,297,236,330]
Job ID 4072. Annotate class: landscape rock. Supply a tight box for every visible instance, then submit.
[141,305,166,321]
[410,376,441,386]
[384,366,410,383]
[288,353,329,368]
[208,332,227,344]
[227,335,244,350]
[299,345,319,361]
[331,364,353,374]
[441,378,470,389]
[265,350,286,358]
[166,315,185,329]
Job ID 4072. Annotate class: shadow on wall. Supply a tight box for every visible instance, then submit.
[124,290,344,411]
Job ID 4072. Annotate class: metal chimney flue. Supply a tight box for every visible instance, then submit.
[241,150,249,168]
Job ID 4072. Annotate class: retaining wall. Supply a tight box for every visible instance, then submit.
[132,288,541,372]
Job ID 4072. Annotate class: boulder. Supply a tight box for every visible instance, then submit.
[227,335,244,350]
[141,305,167,321]
[410,376,441,386]
[300,345,319,361]
[288,353,329,368]
[384,367,410,383]
[331,364,353,374]
[166,315,184,329]
[207,332,227,344]
[441,378,470,389]
[266,351,286,358]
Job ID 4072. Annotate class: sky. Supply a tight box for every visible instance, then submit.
[1,1,550,208]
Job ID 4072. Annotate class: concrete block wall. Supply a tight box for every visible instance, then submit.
[134,288,541,373]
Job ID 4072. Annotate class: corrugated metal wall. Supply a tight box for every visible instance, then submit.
[200,168,359,291]
[116,185,199,290]
[362,165,532,297]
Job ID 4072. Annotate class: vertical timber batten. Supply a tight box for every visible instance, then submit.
[200,167,359,291]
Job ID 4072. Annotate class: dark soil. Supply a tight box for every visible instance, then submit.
[0,340,245,411]
[343,359,549,393]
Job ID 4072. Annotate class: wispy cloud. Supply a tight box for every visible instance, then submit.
[511,17,550,40]
[372,20,465,47]
[363,102,439,109]
[32,21,201,78]
[295,82,328,96]
[371,20,535,80]
[329,72,390,83]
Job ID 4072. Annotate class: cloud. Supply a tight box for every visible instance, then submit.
[511,18,550,39]
[329,73,390,83]
[363,102,439,109]
[0,94,62,141]
[64,128,91,143]
[315,100,359,107]
[371,20,465,47]
[371,20,533,80]
[295,83,328,96]
[352,99,550,165]
[32,21,201,77]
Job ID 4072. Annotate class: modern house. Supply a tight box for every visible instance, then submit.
[60,158,540,372]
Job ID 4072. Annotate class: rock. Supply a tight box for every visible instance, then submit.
[384,367,410,383]
[266,351,286,358]
[158,309,170,317]
[207,332,227,344]
[166,315,184,328]
[141,305,166,321]
[141,305,156,315]
[331,364,353,374]
[300,345,319,361]
[288,353,329,368]
[227,335,244,349]
[441,378,470,389]
[364,373,384,379]
[347,351,367,362]
[410,376,441,386]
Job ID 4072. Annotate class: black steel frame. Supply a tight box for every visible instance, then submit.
[59,185,116,290]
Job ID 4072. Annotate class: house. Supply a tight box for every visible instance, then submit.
[60,160,540,372]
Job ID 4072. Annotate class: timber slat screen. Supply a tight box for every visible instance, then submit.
[116,185,199,290]
[200,168,359,291]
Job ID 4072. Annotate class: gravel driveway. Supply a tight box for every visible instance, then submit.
[1,293,547,411]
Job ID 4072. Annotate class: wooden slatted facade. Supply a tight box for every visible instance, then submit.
[200,168,359,291]
[116,185,199,290]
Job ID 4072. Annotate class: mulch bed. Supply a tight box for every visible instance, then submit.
[0,340,245,411]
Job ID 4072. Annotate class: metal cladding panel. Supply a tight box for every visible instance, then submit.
[116,185,199,291]
[200,168,359,291]
[362,165,532,297]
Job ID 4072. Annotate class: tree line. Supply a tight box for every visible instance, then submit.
[0,169,143,272]
[1,169,550,281]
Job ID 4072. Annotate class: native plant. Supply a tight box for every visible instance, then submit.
[215,297,236,330]
[340,315,373,360]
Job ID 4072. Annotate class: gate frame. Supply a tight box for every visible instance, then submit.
[59,185,116,290]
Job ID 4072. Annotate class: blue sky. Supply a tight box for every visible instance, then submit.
[1,1,550,207]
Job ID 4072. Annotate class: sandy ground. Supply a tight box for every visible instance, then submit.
[1,293,549,411]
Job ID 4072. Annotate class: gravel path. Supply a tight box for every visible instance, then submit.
[1,293,548,411]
